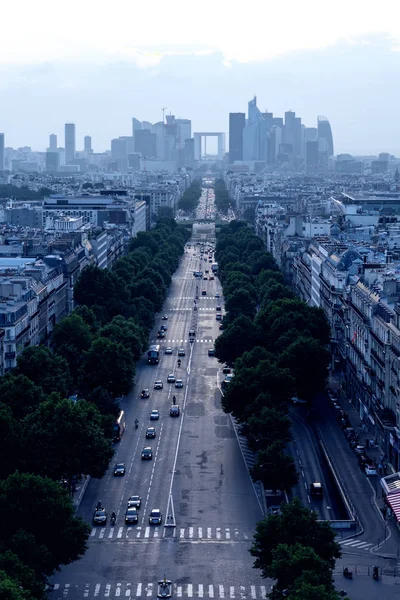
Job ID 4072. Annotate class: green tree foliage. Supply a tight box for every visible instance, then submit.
[80,338,135,399]
[267,543,333,600]
[74,265,129,324]
[0,185,51,200]
[250,441,298,491]
[214,179,230,213]
[52,314,93,384]
[250,498,341,576]
[0,404,22,478]
[0,374,45,419]
[73,305,99,332]
[225,287,257,320]
[177,180,202,212]
[279,336,330,402]
[16,347,71,398]
[0,473,90,581]
[0,551,44,599]
[214,316,258,366]
[0,569,35,600]
[99,316,146,361]
[247,407,292,451]
[21,398,114,479]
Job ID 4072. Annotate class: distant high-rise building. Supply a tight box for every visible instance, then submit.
[49,134,57,151]
[306,141,319,170]
[175,119,191,150]
[46,151,60,173]
[84,136,92,152]
[132,118,142,138]
[317,116,334,156]
[229,113,245,163]
[243,97,266,162]
[118,136,134,155]
[65,123,76,164]
[0,133,4,171]
[111,138,128,172]
[134,129,157,158]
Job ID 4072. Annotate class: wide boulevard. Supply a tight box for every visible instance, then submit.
[51,190,267,599]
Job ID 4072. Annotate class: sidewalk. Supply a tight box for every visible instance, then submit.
[329,374,400,554]
[70,475,91,514]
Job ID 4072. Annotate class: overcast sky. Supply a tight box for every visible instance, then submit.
[1,0,400,154]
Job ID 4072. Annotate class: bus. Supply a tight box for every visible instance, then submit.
[113,411,126,442]
[147,344,160,364]
[211,263,218,274]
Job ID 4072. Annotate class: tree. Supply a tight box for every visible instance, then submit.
[16,347,71,398]
[0,570,34,600]
[0,473,90,579]
[99,316,146,361]
[225,288,257,320]
[250,498,341,576]
[73,305,99,333]
[250,441,298,492]
[0,551,44,600]
[80,338,135,398]
[74,265,129,323]
[21,397,114,480]
[267,543,333,600]
[287,581,340,600]
[247,407,292,451]
[214,316,258,366]
[279,337,330,402]
[0,404,22,479]
[52,314,93,383]
[0,374,45,419]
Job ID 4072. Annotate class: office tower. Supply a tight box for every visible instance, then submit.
[84,136,92,152]
[229,113,245,163]
[243,97,266,162]
[306,141,319,169]
[134,129,157,158]
[111,138,128,172]
[49,134,57,151]
[317,116,334,156]
[175,119,191,150]
[65,123,76,164]
[305,127,318,141]
[0,133,4,171]
[284,110,296,146]
[46,151,60,173]
[118,136,134,155]
[132,118,142,138]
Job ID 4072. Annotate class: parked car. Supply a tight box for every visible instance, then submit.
[365,463,377,476]
[354,445,365,455]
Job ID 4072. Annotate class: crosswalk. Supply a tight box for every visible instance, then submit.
[166,308,221,312]
[338,538,374,550]
[90,525,251,541]
[150,339,213,344]
[170,297,220,301]
[48,582,269,598]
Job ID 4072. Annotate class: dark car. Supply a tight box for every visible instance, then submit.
[157,330,165,338]
[127,495,141,509]
[150,410,160,420]
[167,374,176,383]
[125,507,139,524]
[175,379,183,389]
[216,305,222,311]
[149,509,162,525]
[208,348,215,357]
[160,324,167,331]
[162,315,168,320]
[216,314,222,321]
[170,405,180,417]
[310,482,323,497]
[202,290,207,296]
[141,389,150,399]
[114,463,126,476]
[146,427,156,439]
[141,447,153,460]
[178,348,185,357]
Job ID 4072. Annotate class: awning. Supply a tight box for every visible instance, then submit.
[386,491,400,523]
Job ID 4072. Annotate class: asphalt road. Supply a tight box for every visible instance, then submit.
[51,201,267,598]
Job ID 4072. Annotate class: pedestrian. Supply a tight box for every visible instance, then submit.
[383,463,388,475]
[378,463,383,474]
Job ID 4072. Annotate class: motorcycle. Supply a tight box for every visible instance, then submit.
[172,396,177,405]
[373,566,379,580]
[135,420,139,429]
[343,567,353,580]
[177,360,181,367]
[111,513,116,526]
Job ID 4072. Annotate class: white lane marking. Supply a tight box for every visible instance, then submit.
[84,583,89,598]
[216,527,221,540]
[260,586,266,598]
[189,527,194,538]
[198,527,203,538]
[198,584,204,598]
[117,527,123,539]
[136,583,142,596]
[177,586,182,597]
[180,528,185,539]
[94,584,100,596]
[209,585,214,598]
[146,583,153,597]
[225,528,230,539]
[115,583,121,596]
[207,528,212,539]
[219,585,224,598]
[108,528,114,539]
[105,584,111,597]
[153,527,159,538]
[91,528,96,537]
[234,528,239,538]
[230,586,235,598]
[187,584,193,597]
[240,587,246,599]
[99,528,105,539]
[144,527,150,538]
[251,586,256,599]
[136,527,141,538]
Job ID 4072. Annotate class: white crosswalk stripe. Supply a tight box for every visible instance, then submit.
[339,539,374,549]
[89,526,251,541]
[48,583,275,599]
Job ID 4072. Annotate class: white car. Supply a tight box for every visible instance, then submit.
[165,347,173,355]
[365,464,377,476]
[154,381,163,390]
[167,374,176,383]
